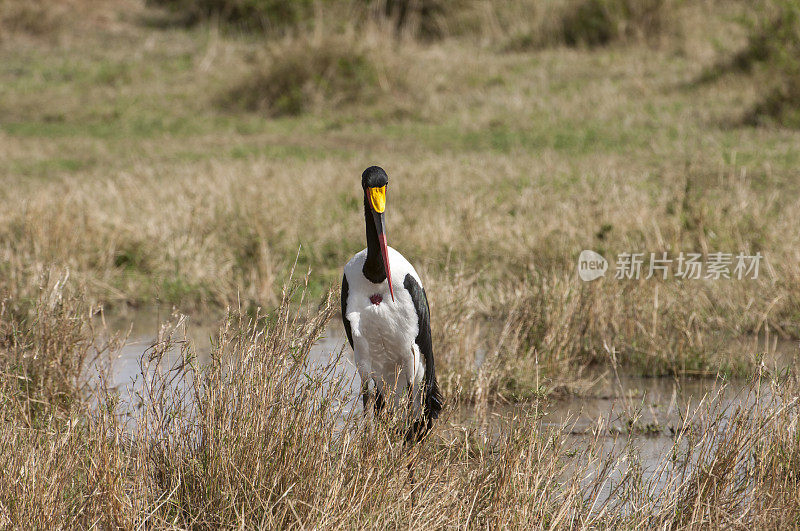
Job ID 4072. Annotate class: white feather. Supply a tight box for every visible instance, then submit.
[343,246,426,418]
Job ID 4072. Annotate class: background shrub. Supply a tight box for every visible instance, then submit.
[559,0,672,47]
[220,35,385,116]
[146,0,318,32]
[742,0,800,127]
[0,0,68,41]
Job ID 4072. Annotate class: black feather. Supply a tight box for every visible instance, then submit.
[341,273,353,350]
[403,273,443,441]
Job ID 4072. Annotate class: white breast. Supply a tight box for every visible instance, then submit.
[343,247,426,415]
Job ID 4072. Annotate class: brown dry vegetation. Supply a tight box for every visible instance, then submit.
[1,0,800,526]
[2,279,800,527]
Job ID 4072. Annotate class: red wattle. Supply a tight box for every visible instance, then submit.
[378,233,394,301]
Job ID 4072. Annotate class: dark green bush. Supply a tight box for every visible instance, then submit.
[560,0,671,47]
[380,0,456,39]
[0,0,66,40]
[220,36,382,116]
[741,1,800,127]
[146,0,317,32]
[146,0,472,39]
[749,78,800,127]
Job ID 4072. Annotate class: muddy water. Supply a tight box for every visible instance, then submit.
[103,308,799,501]
[103,309,362,414]
[106,309,798,416]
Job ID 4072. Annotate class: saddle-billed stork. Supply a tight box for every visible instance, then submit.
[341,166,442,441]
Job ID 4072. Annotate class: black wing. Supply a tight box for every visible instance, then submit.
[403,274,443,423]
[341,273,354,350]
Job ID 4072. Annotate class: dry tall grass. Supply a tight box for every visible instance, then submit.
[3,150,797,393]
[2,278,800,527]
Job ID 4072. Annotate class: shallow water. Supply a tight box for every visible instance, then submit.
[102,308,362,415]
[101,307,798,504]
[104,308,797,421]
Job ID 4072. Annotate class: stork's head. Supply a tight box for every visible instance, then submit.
[362,165,388,191]
[362,166,394,301]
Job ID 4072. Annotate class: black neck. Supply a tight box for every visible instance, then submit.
[362,195,386,283]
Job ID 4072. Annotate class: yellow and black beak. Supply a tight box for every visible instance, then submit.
[368,185,386,214]
[367,186,394,302]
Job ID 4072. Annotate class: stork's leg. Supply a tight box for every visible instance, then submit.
[361,380,371,413]
[374,389,386,414]
[354,339,375,417]
[403,347,429,443]
[407,459,417,501]
[405,385,432,443]
[406,440,420,506]
[360,379,386,416]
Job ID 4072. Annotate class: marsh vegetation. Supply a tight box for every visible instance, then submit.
[1,0,799,527]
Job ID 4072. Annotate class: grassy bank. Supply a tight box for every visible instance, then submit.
[1,280,800,527]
